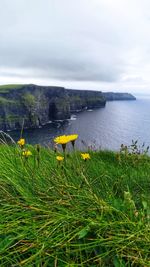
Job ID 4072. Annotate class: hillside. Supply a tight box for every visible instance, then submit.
[0,135,150,266]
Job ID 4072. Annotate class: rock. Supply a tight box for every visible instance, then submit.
[67,89,106,112]
[0,84,106,131]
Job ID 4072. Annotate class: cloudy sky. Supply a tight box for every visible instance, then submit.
[0,0,150,93]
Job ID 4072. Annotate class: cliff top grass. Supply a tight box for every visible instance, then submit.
[0,135,150,266]
[0,84,25,93]
[0,84,63,93]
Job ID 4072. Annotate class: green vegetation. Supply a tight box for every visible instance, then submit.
[55,97,70,111]
[0,84,25,93]
[0,96,16,105]
[69,95,105,109]
[22,93,36,110]
[0,137,150,266]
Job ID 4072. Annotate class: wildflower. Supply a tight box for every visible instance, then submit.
[17,138,25,148]
[22,150,32,158]
[54,135,70,152]
[54,135,70,144]
[69,134,78,148]
[56,155,64,161]
[81,153,90,161]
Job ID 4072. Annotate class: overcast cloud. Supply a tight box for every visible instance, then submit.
[0,0,150,93]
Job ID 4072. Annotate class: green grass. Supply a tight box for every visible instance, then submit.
[0,84,26,93]
[0,137,150,266]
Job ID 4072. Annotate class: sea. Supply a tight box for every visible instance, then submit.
[3,96,150,152]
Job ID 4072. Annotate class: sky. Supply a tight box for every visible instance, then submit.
[0,0,150,93]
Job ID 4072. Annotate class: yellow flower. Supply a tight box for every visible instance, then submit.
[17,138,25,147]
[69,134,78,148]
[54,135,70,145]
[54,135,71,152]
[54,134,79,152]
[68,134,78,142]
[81,153,90,161]
[56,155,64,161]
[22,150,32,157]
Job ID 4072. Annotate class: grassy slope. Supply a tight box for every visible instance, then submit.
[0,84,26,93]
[0,141,150,266]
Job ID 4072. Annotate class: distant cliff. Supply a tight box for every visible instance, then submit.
[0,84,106,131]
[103,92,136,101]
[0,84,136,131]
[67,89,106,112]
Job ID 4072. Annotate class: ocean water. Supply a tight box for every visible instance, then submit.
[5,97,150,152]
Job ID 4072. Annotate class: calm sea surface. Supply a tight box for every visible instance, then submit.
[6,97,150,151]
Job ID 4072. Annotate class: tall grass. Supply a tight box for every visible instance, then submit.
[0,136,150,266]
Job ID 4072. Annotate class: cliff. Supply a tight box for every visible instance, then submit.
[0,84,106,131]
[67,89,106,112]
[103,92,136,101]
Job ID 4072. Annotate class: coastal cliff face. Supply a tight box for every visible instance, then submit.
[103,92,136,101]
[67,89,106,112]
[0,85,106,131]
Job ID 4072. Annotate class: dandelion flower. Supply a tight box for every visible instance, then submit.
[56,155,64,161]
[54,135,70,144]
[69,134,78,148]
[81,153,90,161]
[22,150,32,157]
[54,135,70,152]
[17,138,25,147]
[69,134,78,141]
